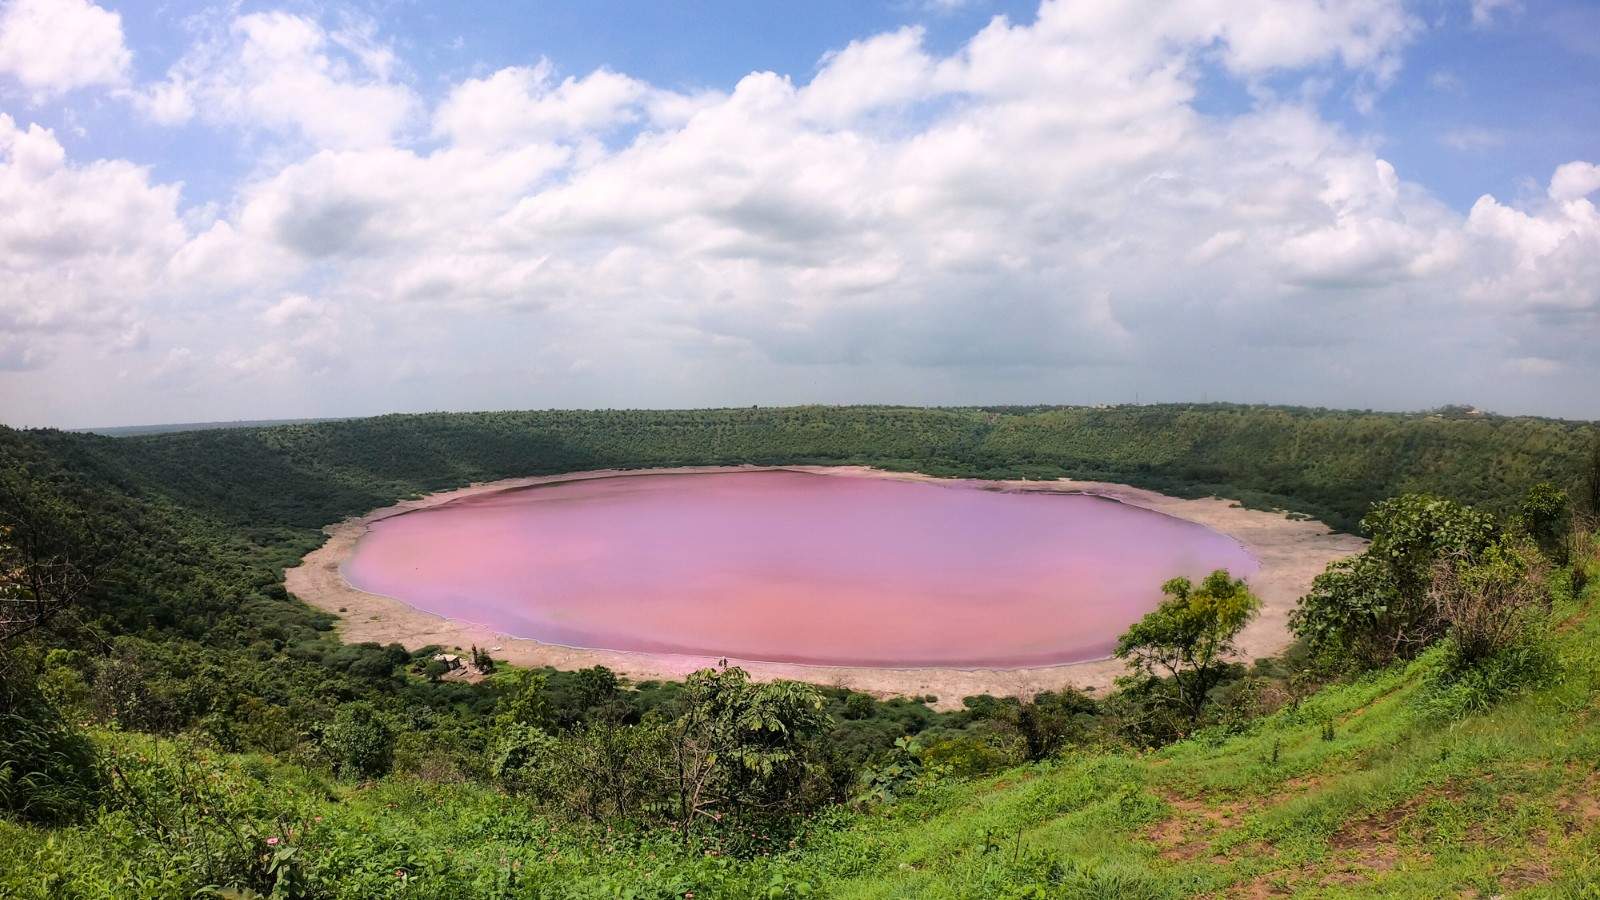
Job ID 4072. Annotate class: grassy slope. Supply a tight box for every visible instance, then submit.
[4,565,1596,898]
[799,569,1600,898]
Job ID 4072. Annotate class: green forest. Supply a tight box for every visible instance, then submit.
[3,403,1600,897]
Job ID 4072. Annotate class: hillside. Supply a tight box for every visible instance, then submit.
[2,403,1598,898]
[2,539,1595,897]
[16,404,1599,534]
[815,562,1600,897]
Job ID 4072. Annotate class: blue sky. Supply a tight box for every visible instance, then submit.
[47,0,1593,212]
[0,0,1597,426]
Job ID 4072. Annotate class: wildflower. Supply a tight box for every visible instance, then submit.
[266,837,280,847]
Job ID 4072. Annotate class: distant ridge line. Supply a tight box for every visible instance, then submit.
[74,417,351,437]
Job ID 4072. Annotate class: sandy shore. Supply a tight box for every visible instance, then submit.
[284,466,1365,710]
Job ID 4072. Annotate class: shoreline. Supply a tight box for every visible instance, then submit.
[284,465,1366,710]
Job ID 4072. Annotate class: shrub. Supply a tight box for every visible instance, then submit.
[1015,689,1099,760]
[1429,536,1550,668]
[0,651,103,824]
[916,732,1014,778]
[99,739,279,895]
[667,665,830,833]
[491,721,562,798]
[1417,633,1557,722]
[322,702,394,780]
[1291,494,1499,670]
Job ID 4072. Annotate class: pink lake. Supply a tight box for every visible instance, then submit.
[342,471,1259,668]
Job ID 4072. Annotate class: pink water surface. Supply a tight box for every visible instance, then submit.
[342,471,1259,668]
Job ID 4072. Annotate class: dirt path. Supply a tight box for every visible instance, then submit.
[284,465,1365,709]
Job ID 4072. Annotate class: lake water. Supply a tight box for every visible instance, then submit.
[342,470,1259,668]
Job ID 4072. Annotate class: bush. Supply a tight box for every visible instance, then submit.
[99,738,281,895]
[322,703,394,780]
[1429,536,1549,668]
[0,652,103,824]
[1291,494,1499,670]
[1417,631,1557,722]
[916,732,1014,778]
[491,721,562,797]
[1514,481,1571,565]
[1016,689,1099,760]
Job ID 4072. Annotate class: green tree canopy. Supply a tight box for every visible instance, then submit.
[322,702,394,780]
[1115,569,1259,726]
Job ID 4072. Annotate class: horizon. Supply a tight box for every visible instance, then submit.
[26,398,1597,435]
[1,0,1598,426]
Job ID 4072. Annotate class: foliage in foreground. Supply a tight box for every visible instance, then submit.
[0,538,1594,898]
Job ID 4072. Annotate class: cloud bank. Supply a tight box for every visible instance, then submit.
[0,0,1595,425]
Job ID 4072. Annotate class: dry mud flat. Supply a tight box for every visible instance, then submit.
[284,465,1366,710]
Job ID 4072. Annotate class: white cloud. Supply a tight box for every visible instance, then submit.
[433,61,675,149]
[0,115,185,369]
[1549,161,1600,203]
[802,28,934,123]
[0,0,130,96]
[260,293,326,326]
[1465,164,1600,310]
[1471,0,1521,28]
[140,11,416,149]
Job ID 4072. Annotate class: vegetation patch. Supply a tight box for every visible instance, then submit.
[3,407,1600,897]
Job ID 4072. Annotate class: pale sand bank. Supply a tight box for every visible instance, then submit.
[284,465,1366,710]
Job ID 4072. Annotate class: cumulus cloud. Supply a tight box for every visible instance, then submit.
[1549,162,1600,203]
[433,61,707,149]
[0,114,185,369]
[1465,167,1600,312]
[139,11,415,149]
[0,0,130,96]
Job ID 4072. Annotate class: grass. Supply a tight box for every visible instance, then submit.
[786,567,1600,898]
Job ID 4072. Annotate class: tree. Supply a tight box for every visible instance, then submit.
[1361,494,1499,599]
[495,669,551,729]
[1015,688,1098,761]
[1289,553,1402,669]
[1514,481,1570,565]
[0,473,98,644]
[668,664,828,834]
[490,722,561,798]
[470,644,496,674]
[322,703,393,780]
[1115,570,1259,726]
